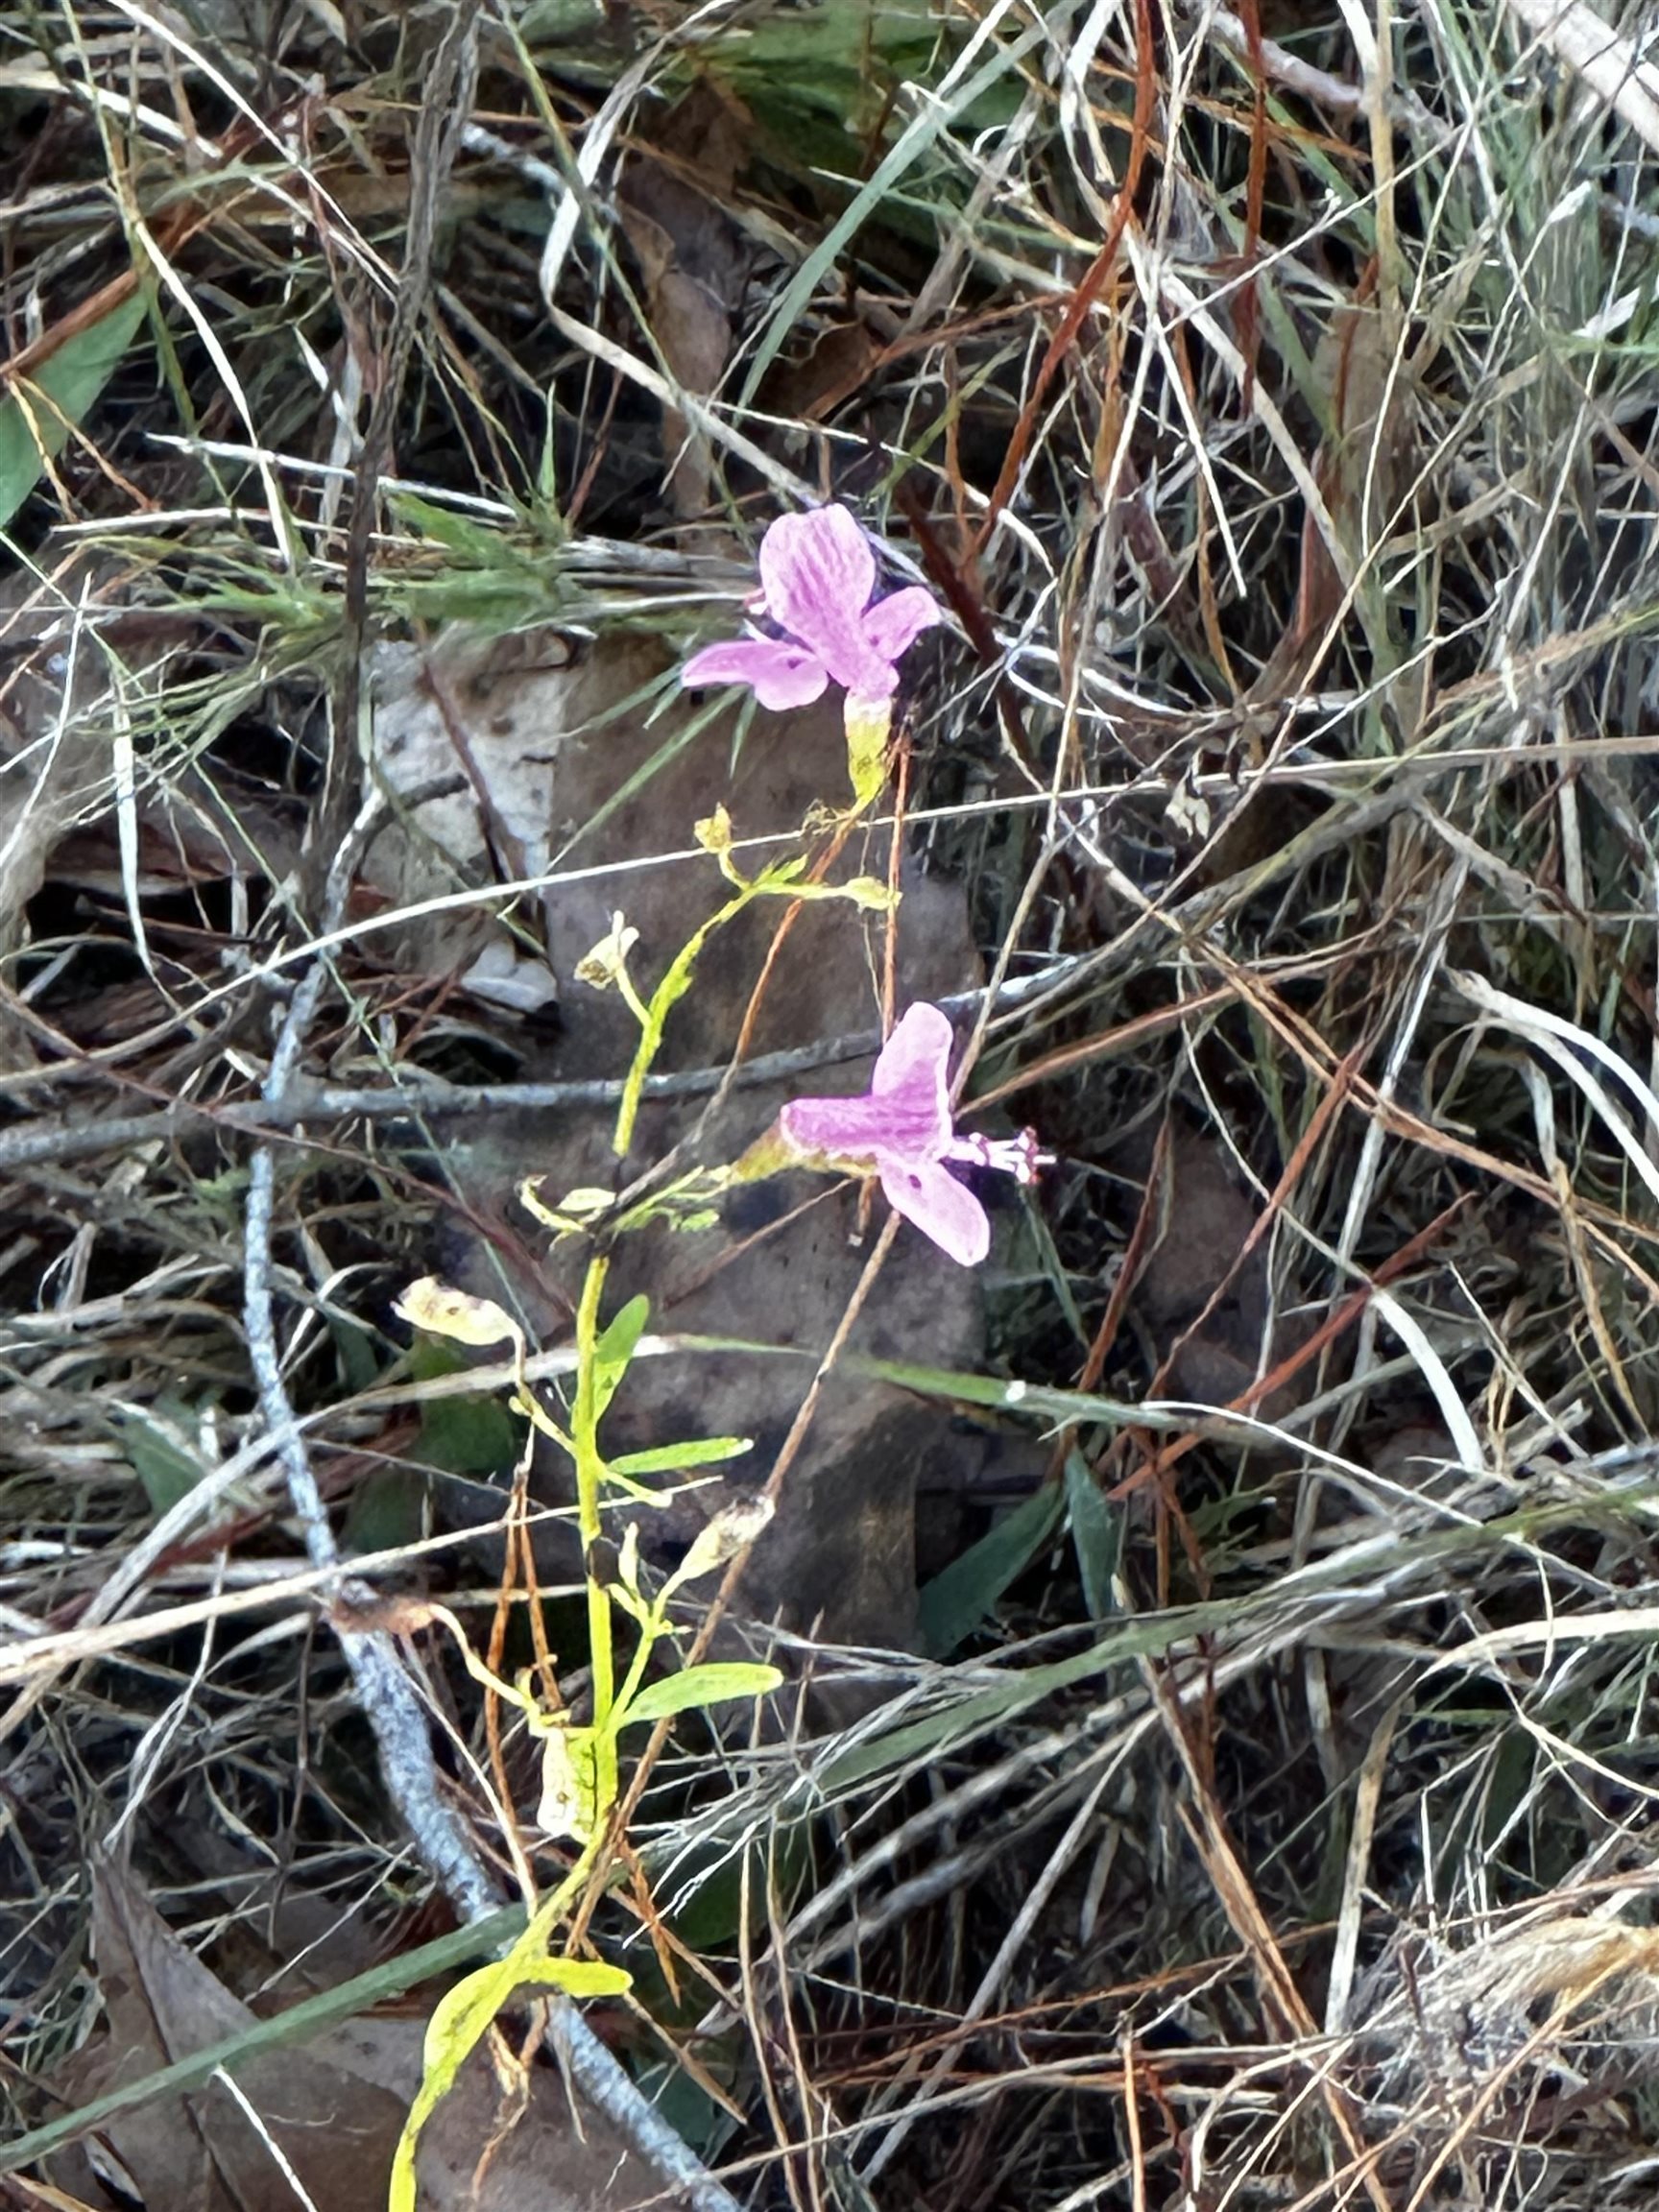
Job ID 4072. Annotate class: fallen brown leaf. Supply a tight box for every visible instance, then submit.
[43,1860,653,2212]
[47,1857,408,2212]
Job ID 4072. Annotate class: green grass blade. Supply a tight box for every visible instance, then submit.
[734,12,1053,406]
[918,1478,1064,1657]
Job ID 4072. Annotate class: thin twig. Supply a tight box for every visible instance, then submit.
[0,972,1077,1178]
[242,786,502,1913]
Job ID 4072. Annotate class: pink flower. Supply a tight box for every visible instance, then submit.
[777,1002,1049,1266]
[681,504,941,713]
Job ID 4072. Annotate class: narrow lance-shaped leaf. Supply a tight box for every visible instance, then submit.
[618,1662,782,1730]
[592,1293,650,1420]
[1065,1450,1121,1623]
[608,1434,753,1478]
[917,1479,1064,1659]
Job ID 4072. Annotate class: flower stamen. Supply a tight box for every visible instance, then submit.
[947,1127,1054,1188]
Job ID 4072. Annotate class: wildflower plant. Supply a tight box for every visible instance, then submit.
[389,504,1049,2193]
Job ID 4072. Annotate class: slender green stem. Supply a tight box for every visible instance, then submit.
[570,1251,617,1814]
[607,1606,661,1742]
[616,971,652,1030]
[610,853,894,1158]
[612,882,764,1157]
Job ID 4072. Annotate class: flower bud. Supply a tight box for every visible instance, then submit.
[675,1495,776,1586]
[574,913,639,992]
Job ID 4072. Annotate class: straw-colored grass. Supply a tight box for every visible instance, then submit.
[7,2,1659,2207]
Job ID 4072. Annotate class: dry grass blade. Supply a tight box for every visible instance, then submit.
[1501,0,1659,156]
[10,0,1659,2206]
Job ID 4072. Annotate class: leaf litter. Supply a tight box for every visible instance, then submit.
[45,1859,645,2212]
[9,3,1659,2210]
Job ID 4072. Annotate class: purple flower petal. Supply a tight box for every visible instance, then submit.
[680,636,830,711]
[778,1091,903,1165]
[778,1004,955,1169]
[757,506,896,702]
[861,586,942,667]
[871,1002,953,1099]
[864,1002,954,1156]
[763,999,1038,1268]
[879,1159,991,1266]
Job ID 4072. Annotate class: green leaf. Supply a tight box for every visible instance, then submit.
[389,1902,629,2212]
[838,1351,1159,1432]
[608,1435,752,1478]
[388,491,520,565]
[593,1293,650,1421]
[411,1340,523,1478]
[329,1313,381,1396]
[419,1391,523,1478]
[342,1467,428,1558]
[536,394,561,515]
[634,1335,1203,1441]
[1064,1451,1121,1621]
[518,0,607,35]
[713,0,950,153]
[631,2059,741,2164]
[734,14,1045,402]
[661,1826,810,1954]
[918,1479,1064,1659]
[619,1662,782,1729]
[0,289,148,530]
[393,571,553,630]
[120,1402,207,1518]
